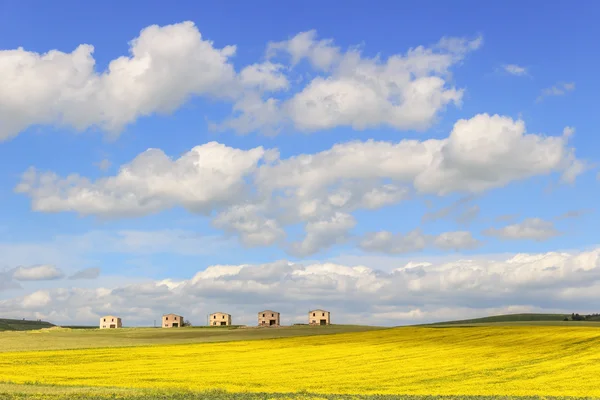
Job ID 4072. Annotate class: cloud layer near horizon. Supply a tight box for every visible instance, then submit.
[2,247,599,326]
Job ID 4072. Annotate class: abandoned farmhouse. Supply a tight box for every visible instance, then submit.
[99,315,122,329]
[309,309,331,325]
[210,312,232,326]
[97,309,331,328]
[258,310,281,326]
[162,313,184,328]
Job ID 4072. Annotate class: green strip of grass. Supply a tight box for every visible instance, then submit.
[0,383,597,400]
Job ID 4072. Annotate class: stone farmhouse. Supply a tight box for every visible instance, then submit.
[258,310,280,326]
[309,309,330,325]
[162,313,184,328]
[210,312,232,326]
[99,315,122,329]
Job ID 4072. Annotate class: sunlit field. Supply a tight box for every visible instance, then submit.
[2,325,600,399]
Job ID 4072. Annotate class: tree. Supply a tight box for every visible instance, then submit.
[183,320,192,327]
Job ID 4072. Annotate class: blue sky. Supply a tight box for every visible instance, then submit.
[0,1,599,326]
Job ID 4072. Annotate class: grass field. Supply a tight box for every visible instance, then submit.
[0,324,382,352]
[2,325,600,399]
[425,313,570,325]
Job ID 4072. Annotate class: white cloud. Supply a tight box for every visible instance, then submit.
[68,267,101,280]
[433,231,481,251]
[483,218,560,241]
[537,82,575,102]
[2,247,600,326]
[289,212,356,257]
[13,265,64,281]
[360,230,480,254]
[562,126,575,138]
[239,61,289,92]
[0,21,237,141]
[413,113,581,193]
[255,114,581,199]
[235,33,482,134]
[267,30,341,71]
[213,204,286,247]
[15,113,584,256]
[1,23,484,140]
[16,142,272,217]
[360,230,429,254]
[503,64,527,76]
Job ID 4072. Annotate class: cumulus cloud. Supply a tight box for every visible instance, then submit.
[212,204,286,247]
[536,82,575,102]
[69,267,101,280]
[360,230,480,254]
[0,21,238,141]
[483,218,560,241]
[433,231,481,251]
[12,265,64,281]
[289,212,356,257]
[503,64,527,76]
[2,247,600,326]
[15,142,273,217]
[256,114,582,200]
[1,22,483,140]
[15,113,584,256]
[221,32,482,134]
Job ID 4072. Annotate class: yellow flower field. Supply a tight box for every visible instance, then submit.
[1,326,600,397]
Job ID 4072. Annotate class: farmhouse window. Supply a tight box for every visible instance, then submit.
[263,314,265,317]
[322,313,325,316]
[313,313,315,316]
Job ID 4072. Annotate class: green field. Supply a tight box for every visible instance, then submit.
[0,324,384,352]
[425,313,569,325]
[422,313,600,328]
[0,383,591,400]
[0,319,54,332]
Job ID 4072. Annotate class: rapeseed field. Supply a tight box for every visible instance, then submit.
[1,326,600,398]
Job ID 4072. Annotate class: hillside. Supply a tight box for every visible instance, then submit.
[0,318,54,331]
[425,313,569,325]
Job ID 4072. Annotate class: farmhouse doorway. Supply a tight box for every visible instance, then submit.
[320,320,326,325]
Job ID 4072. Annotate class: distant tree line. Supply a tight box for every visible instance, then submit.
[563,313,600,321]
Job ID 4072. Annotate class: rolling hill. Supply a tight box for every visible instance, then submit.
[0,318,55,331]
[425,313,570,326]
